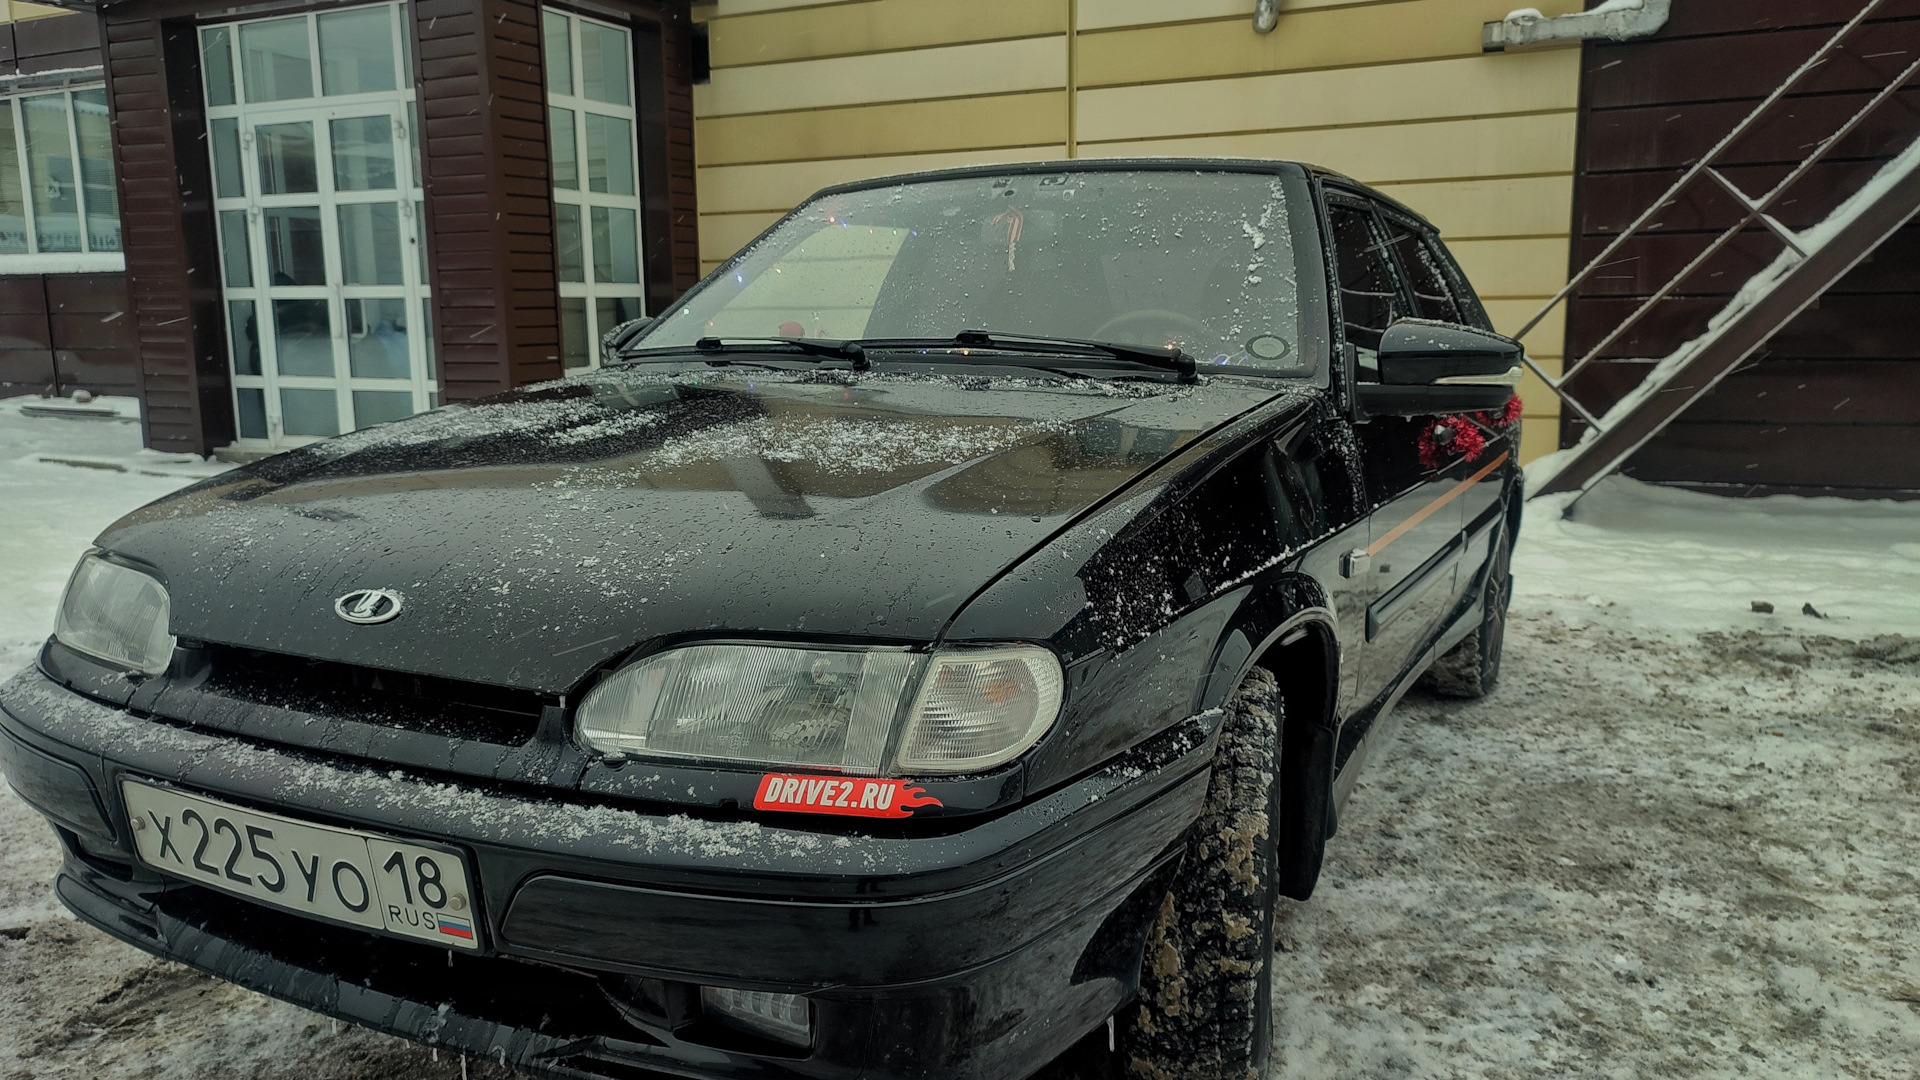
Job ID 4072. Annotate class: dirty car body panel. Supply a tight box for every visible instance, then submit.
[0,159,1522,1080]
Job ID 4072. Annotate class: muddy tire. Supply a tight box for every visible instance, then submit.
[1117,668,1281,1080]
[1422,526,1512,699]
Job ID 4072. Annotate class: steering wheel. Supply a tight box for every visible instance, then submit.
[1091,309,1210,346]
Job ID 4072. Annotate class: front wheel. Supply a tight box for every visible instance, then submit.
[1421,526,1512,699]
[1117,668,1281,1080]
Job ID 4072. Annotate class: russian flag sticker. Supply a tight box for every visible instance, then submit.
[436,915,475,941]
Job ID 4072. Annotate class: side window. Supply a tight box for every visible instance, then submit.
[1381,215,1464,324]
[1326,202,1403,356]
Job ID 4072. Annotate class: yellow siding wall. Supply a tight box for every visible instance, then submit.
[0,2,70,21]
[695,0,1583,461]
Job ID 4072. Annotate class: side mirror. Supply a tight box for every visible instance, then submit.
[1356,320,1523,417]
[599,317,656,363]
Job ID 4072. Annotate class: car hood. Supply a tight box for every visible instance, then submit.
[99,369,1284,692]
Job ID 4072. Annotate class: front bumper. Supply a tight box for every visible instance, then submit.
[0,668,1213,1080]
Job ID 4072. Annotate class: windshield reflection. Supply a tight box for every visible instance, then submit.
[639,169,1316,378]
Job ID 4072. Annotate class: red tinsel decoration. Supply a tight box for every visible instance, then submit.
[1418,416,1486,468]
[1481,395,1524,428]
[1416,397,1520,468]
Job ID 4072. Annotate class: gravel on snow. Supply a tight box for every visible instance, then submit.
[1,403,1916,1078]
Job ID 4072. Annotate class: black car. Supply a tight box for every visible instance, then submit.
[1,160,1523,1080]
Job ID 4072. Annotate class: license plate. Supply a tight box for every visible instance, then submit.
[120,779,480,950]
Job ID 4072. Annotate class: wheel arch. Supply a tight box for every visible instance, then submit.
[1196,572,1343,903]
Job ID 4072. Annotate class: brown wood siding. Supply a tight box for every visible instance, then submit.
[1562,0,1920,496]
[93,13,232,455]
[658,2,698,299]
[0,276,52,393]
[416,0,563,400]
[3,10,100,75]
[48,274,138,394]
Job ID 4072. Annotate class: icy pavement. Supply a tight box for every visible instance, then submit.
[0,401,1916,1078]
[0,397,229,679]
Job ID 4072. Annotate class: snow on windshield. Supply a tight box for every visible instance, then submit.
[639,170,1316,378]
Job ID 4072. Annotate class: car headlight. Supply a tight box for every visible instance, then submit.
[574,643,1063,776]
[54,552,176,676]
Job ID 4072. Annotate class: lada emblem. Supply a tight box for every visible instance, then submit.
[334,588,404,625]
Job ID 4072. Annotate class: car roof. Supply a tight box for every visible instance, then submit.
[807,157,1438,234]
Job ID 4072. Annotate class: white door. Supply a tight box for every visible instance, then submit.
[200,4,434,448]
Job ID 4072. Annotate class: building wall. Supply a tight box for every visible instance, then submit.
[691,0,1587,464]
[1561,0,1920,497]
[0,9,137,401]
[82,0,696,454]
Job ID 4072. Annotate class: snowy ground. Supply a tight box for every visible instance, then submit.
[1,401,1916,1078]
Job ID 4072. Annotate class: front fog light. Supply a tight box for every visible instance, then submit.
[54,553,175,676]
[700,986,811,1048]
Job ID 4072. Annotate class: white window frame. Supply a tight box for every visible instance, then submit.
[544,7,647,371]
[199,2,435,450]
[0,84,125,274]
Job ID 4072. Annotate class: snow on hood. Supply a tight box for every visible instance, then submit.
[97,368,1283,692]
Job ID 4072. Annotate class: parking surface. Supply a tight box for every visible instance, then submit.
[5,606,1915,1078]
[3,404,1916,1078]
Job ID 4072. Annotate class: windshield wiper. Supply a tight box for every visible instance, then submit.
[857,330,1198,383]
[689,336,873,369]
[619,331,1198,383]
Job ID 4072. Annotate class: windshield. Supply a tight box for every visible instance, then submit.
[636,169,1321,378]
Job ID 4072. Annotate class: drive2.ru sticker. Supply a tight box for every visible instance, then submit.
[753,773,943,819]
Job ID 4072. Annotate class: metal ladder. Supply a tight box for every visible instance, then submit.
[1521,0,1920,501]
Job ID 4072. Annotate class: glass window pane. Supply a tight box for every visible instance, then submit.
[331,116,396,191]
[579,21,630,106]
[399,9,413,89]
[73,89,118,252]
[549,107,577,190]
[560,297,589,369]
[1388,225,1465,325]
[595,296,645,345]
[228,299,261,375]
[556,203,583,282]
[346,297,411,378]
[256,121,317,195]
[219,210,252,287]
[0,103,26,254]
[591,206,639,283]
[210,118,246,198]
[240,17,313,103]
[338,203,403,285]
[352,390,415,429]
[273,299,334,377]
[262,207,325,285]
[21,94,79,252]
[279,387,340,437]
[201,26,236,108]
[584,113,633,196]
[543,11,573,96]
[235,387,268,439]
[319,7,396,96]
[1328,204,1399,353]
